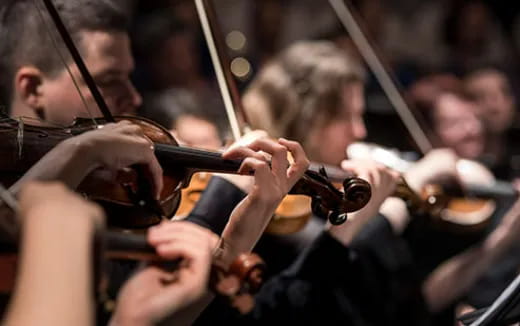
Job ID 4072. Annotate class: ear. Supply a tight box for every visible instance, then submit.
[14,66,46,118]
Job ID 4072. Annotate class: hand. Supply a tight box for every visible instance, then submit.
[404,149,459,192]
[223,137,310,209]
[19,181,105,231]
[110,221,218,326]
[65,120,163,198]
[327,160,401,245]
[217,138,310,266]
[216,129,270,193]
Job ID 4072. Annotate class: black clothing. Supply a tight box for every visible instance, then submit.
[185,176,246,235]
[195,216,430,326]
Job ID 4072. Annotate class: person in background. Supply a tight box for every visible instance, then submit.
[408,74,486,161]
[140,88,227,149]
[464,68,520,179]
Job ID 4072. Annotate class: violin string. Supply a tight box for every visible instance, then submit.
[31,0,98,127]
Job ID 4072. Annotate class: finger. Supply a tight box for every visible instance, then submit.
[245,138,288,179]
[114,122,145,137]
[222,146,268,163]
[148,221,217,245]
[238,157,270,177]
[155,241,211,265]
[278,138,309,185]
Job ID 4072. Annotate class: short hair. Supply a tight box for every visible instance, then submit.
[243,41,365,145]
[140,88,229,142]
[0,0,132,108]
[407,73,476,142]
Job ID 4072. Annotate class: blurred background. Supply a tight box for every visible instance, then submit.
[128,0,520,178]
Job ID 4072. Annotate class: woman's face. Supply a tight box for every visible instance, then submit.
[308,82,367,165]
[433,93,485,159]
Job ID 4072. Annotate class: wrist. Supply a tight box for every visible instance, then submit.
[109,310,153,326]
[379,198,410,235]
[63,135,101,173]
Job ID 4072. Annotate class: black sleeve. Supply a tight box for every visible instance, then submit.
[184,176,246,235]
[347,214,431,326]
[195,231,366,325]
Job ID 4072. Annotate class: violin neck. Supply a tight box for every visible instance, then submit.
[308,162,352,182]
[154,144,243,174]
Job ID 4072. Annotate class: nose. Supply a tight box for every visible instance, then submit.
[117,82,142,115]
[128,82,142,109]
[353,120,367,141]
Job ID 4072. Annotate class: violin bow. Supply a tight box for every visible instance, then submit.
[194,0,250,141]
[0,183,20,243]
[32,0,164,218]
[328,0,433,155]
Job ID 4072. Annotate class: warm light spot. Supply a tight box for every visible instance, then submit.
[231,57,252,79]
[226,30,247,51]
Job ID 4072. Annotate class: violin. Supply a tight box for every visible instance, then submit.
[0,228,265,314]
[0,181,265,314]
[0,115,371,229]
[187,0,372,234]
[347,142,518,233]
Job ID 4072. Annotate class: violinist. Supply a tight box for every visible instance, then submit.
[1,182,104,326]
[464,68,520,180]
[234,40,520,325]
[0,1,314,324]
[1,181,220,326]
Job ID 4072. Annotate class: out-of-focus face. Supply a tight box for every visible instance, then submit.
[465,71,515,133]
[308,82,367,165]
[433,93,485,159]
[12,30,141,125]
[172,115,222,150]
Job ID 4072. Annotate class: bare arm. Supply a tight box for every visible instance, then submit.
[423,198,520,313]
[2,182,104,326]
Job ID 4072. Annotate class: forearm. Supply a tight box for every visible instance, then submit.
[220,196,277,267]
[9,139,96,194]
[4,212,96,326]
[422,230,508,313]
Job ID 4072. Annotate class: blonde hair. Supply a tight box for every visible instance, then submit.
[243,41,365,147]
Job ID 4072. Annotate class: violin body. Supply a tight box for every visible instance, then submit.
[0,116,185,227]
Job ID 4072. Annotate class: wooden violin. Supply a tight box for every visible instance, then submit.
[0,197,265,314]
[0,115,371,229]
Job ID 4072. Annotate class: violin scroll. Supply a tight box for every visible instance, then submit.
[290,169,371,225]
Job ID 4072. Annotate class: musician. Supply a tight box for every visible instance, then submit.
[139,88,227,150]
[1,182,104,326]
[0,1,319,324]
[407,74,486,161]
[235,40,520,325]
[1,181,219,326]
[464,68,520,180]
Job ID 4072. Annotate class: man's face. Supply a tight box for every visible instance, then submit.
[465,71,515,134]
[434,93,485,159]
[37,30,141,125]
